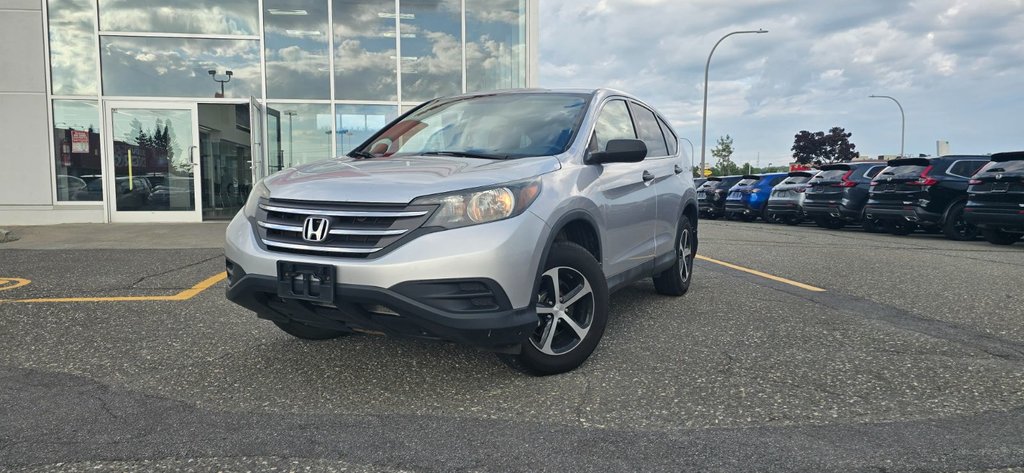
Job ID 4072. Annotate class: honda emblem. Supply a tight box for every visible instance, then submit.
[302,217,330,242]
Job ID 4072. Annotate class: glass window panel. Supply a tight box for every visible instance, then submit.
[101,37,260,98]
[97,0,258,35]
[466,0,526,92]
[590,100,636,153]
[333,0,398,101]
[334,104,398,155]
[52,100,103,201]
[266,103,334,168]
[629,103,668,157]
[110,108,197,211]
[399,0,462,102]
[48,0,98,95]
[264,0,330,99]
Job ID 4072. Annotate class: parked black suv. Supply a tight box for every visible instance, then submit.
[965,151,1024,245]
[802,161,888,231]
[697,175,742,220]
[864,155,989,240]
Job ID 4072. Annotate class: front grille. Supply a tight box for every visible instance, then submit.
[255,199,437,258]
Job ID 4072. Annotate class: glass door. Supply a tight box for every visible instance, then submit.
[104,101,202,222]
[249,96,267,182]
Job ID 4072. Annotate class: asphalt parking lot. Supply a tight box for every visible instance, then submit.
[1,221,1023,472]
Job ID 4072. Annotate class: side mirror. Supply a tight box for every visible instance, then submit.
[589,139,647,164]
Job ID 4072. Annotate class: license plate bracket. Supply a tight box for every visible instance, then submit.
[277,261,335,303]
[992,182,1010,192]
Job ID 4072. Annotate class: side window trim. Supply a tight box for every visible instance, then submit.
[626,101,670,159]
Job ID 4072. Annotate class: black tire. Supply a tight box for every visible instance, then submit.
[740,213,757,222]
[653,217,695,296]
[273,320,350,340]
[887,220,915,236]
[942,202,979,241]
[783,215,801,226]
[761,206,777,224]
[861,210,886,234]
[500,242,609,376]
[815,216,845,230]
[981,228,1022,245]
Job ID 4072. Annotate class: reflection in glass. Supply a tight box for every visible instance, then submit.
[97,0,259,35]
[333,0,398,101]
[101,37,260,98]
[266,103,333,168]
[466,0,526,92]
[198,104,252,219]
[399,0,462,102]
[48,0,98,95]
[264,0,330,99]
[52,100,102,201]
[334,104,399,155]
[110,108,196,211]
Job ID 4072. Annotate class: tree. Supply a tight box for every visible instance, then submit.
[711,135,734,163]
[791,127,859,165]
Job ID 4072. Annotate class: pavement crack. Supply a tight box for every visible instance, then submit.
[126,254,224,289]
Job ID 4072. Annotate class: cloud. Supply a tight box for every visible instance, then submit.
[540,0,1024,161]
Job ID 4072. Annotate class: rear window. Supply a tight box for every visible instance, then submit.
[782,175,812,185]
[878,165,928,179]
[736,178,758,186]
[814,169,849,181]
[977,160,1024,175]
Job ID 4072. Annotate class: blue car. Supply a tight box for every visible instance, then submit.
[724,172,790,222]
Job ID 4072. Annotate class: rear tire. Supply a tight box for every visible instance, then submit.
[653,217,695,296]
[981,228,1022,245]
[783,215,801,226]
[500,242,609,376]
[273,320,350,340]
[942,202,979,241]
[861,210,886,234]
[761,206,777,224]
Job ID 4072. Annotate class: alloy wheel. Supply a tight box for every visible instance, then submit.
[531,266,595,356]
[678,228,693,282]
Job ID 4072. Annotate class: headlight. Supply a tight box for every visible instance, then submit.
[412,179,542,229]
[243,180,270,217]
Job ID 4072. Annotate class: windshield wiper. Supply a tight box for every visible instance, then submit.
[348,150,377,160]
[420,151,509,160]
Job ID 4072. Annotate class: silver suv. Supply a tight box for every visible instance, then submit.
[225,89,699,375]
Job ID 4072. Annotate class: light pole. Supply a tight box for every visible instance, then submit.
[869,95,905,158]
[700,29,768,175]
[208,69,233,97]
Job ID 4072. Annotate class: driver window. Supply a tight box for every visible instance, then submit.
[589,100,636,154]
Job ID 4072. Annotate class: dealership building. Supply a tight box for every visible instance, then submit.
[0,0,538,224]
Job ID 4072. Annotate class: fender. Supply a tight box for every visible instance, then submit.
[940,198,968,226]
[531,209,603,306]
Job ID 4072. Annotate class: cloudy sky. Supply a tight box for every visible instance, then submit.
[538,0,1024,166]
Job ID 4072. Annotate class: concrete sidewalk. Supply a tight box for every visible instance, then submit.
[0,222,228,250]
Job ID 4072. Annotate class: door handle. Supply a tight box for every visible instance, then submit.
[642,170,655,182]
[188,145,199,167]
[674,164,684,175]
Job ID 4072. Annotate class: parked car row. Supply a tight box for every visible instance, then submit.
[697,152,1024,246]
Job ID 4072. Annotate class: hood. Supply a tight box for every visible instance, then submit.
[264,155,562,204]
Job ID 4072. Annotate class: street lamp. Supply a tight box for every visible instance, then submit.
[868,95,905,158]
[700,29,768,175]
[208,69,233,97]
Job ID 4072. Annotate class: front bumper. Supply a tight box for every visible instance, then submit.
[226,273,538,351]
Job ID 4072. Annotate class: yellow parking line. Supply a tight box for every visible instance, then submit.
[0,272,227,303]
[696,255,826,292]
[0,278,32,291]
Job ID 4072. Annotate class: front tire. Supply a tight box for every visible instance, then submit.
[653,217,696,296]
[501,242,609,376]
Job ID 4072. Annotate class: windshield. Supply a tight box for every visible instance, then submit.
[356,93,590,159]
